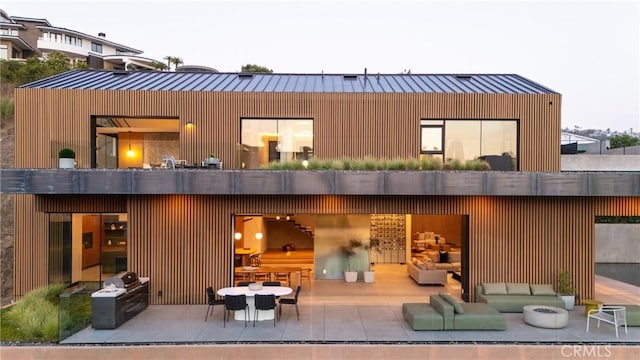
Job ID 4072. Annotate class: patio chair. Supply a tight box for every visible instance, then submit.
[204,286,224,322]
[162,155,187,169]
[254,294,278,327]
[224,294,248,327]
[587,305,627,338]
[279,285,301,320]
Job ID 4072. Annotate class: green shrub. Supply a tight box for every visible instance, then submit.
[0,97,14,120]
[58,148,75,158]
[420,157,443,170]
[444,158,463,170]
[464,159,491,171]
[3,283,66,342]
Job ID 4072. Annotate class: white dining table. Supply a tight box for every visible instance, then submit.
[217,286,292,321]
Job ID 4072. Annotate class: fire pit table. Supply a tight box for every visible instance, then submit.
[523,305,568,329]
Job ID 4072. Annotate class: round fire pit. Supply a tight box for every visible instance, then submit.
[523,305,568,328]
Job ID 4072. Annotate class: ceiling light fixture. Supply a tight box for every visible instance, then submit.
[126,132,134,157]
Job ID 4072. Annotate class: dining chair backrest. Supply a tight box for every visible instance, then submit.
[263,281,281,286]
[206,286,215,304]
[224,294,248,311]
[237,281,255,287]
[293,285,301,301]
[254,294,277,310]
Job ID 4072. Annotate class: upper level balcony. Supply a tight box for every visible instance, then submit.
[37,38,88,57]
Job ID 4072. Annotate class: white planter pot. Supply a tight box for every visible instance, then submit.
[560,295,575,310]
[363,270,375,283]
[59,158,75,169]
[344,271,358,283]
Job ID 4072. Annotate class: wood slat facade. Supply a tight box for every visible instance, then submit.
[14,89,561,171]
[11,83,638,305]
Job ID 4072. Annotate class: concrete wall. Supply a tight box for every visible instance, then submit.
[595,223,640,263]
[561,155,640,171]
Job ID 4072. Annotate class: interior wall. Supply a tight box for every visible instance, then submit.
[411,214,462,246]
[264,220,314,250]
[81,214,100,269]
[143,133,180,167]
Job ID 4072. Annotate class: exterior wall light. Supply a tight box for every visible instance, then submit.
[185,120,194,128]
[302,159,309,168]
[255,232,263,240]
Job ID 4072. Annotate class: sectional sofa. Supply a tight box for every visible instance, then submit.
[403,293,506,331]
[475,282,566,312]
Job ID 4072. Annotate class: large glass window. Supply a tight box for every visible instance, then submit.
[49,213,128,286]
[421,119,518,170]
[241,118,313,169]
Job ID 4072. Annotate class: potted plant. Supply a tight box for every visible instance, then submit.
[58,148,75,168]
[363,238,382,283]
[556,270,576,310]
[205,152,220,167]
[340,239,363,282]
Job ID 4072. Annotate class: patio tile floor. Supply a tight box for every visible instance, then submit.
[62,265,640,345]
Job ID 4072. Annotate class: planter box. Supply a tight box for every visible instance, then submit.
[59,158,75,169]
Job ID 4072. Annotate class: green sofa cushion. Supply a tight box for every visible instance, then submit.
[530,284,556,295]
[439,292,464,314]
[507,283,531,295]
[402,303,444,330]
[430,295,454,330]
[479,294,564,312]
[454,303,506,330]
[483,282,507,295]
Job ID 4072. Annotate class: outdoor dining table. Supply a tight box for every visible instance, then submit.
[217,286,292,321]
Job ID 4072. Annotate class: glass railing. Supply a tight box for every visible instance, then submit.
[58,282,99,342]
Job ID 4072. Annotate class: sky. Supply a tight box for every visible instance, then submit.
[2,0,639,133]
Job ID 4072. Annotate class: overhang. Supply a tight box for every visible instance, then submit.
[1,170,638,196]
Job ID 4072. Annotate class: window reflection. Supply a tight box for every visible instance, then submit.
[421,119,518,171]
[241,118,313,169]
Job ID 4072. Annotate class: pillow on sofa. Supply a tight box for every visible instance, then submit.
[439,292,464,314]
[418,261,427,270]
[530,284,556,295]
[439,251,449,263]
[507,283,531,295]
[425,261,436,270]
[483,282,507,295]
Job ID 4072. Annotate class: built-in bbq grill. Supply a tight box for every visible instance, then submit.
[92,271,149,329]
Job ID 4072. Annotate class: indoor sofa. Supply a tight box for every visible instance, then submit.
[407,260,447,285]
[475,283,566,313]
[403,293,506,331]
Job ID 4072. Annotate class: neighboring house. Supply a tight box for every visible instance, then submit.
[560,132,608,154]
[1,70,638,306]
[0,9,159,70]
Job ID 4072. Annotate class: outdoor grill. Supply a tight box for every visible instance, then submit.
[91,271,149,329]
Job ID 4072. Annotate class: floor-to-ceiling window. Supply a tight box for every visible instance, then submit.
[49,213,128,285]
[92,116,180,169]
[240,118,313,169]
[420,119,518,170]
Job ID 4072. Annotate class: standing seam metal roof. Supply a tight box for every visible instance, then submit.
[19,70,558,94]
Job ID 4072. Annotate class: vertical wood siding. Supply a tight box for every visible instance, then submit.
[15,195,639,303]
[14,89,561,172]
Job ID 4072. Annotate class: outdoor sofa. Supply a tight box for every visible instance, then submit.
[403,293,506,331]
[475,282,566,313]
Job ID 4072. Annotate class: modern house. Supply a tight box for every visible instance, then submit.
[0,9,159,70]
[1,70,638,306]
